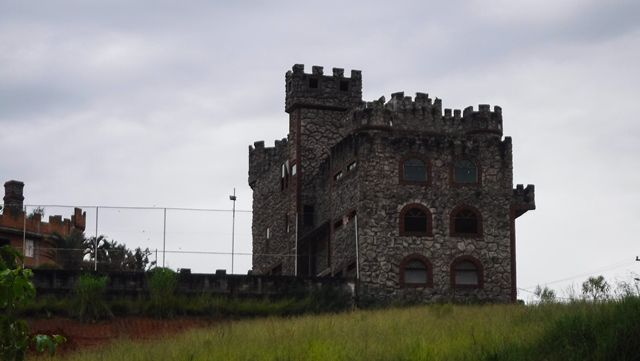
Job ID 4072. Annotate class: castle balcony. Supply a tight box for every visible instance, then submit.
[512,184,535,218]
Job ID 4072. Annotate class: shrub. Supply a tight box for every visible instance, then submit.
[74,274,112,322]
[147,268,178,318]
[0,245,66,360]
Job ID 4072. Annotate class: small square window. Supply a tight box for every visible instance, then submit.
[25,239,34,258]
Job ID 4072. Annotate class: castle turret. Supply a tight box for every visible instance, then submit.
[3,180,24,215]
[285,64,363,113]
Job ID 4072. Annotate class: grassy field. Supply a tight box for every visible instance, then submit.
[36,297,640,361]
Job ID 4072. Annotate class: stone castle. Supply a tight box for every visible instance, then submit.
[248,64,535,302]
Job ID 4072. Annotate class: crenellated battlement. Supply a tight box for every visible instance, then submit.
[0,206,86,237]
[285,64,363,113]
[248,138,289,188]
[512,184,536,217]
[344,92,503,137]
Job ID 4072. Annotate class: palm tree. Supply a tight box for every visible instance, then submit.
[50,230,91,270]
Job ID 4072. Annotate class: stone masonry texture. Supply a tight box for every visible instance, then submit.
[248,65,535,303]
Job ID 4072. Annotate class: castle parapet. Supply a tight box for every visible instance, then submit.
[344,92,504,137]
[285,64,363,113]
[248,138,289,188]
[512,184,535,218]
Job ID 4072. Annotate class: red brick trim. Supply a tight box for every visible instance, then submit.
[400,254,433,288]
[399,155,431,186]
[449,205,483,237]
[399,203,433,237]
[450,255,484,289]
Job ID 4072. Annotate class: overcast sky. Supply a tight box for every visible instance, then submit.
[1,0,639,299]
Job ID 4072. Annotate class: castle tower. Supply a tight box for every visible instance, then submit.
[285,65,362,232]
[3,180,25,215]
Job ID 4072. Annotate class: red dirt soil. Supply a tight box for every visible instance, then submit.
[28,317,218,352]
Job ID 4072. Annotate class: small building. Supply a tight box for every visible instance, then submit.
[248,65,535,303]
[0,180,86,268]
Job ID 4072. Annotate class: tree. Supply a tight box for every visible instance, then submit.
[50,230,92,270]
[534,285,557,304]
[51,231,153,271]
[95,240,154,272]
[582,275,610,302]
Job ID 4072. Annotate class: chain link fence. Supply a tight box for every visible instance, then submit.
[5,204,256,274]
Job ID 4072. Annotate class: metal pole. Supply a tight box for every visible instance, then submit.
[22,206,27,266]
[229,188,236,274]
[294,212,298,276]
[354,214,360,280]
[155,248,158,268]
[94,207,99,271]
[162,208,167,268]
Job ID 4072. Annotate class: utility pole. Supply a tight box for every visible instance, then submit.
[229,188,237,274]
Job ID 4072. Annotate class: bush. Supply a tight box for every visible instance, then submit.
[147,268,178,318]
[74,274,112,322]
[0,245,66,360]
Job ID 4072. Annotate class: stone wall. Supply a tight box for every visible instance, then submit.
[354,131,515,302]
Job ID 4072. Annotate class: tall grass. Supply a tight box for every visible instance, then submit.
[35,298,640,361]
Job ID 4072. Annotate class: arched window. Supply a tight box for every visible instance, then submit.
[399,204,432,236]
[402,158,427,183]
[451,256,483,288]
[450,206,482,236]
[400,255,433,287]
[453,159,478,184]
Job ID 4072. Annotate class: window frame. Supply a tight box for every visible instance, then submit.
[399,203,433,237]
[449,205,483,237]
[451,158,481,186]
[450,255,484,289]
[399,155,431,186]
[400,254,433,288]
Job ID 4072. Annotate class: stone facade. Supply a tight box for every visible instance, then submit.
[0,180,86,268]
[249,65,535,303]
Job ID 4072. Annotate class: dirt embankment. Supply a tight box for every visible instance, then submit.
[28,317,218,352]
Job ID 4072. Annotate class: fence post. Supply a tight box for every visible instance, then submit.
[162,208,167,268]
[94,206,99,271]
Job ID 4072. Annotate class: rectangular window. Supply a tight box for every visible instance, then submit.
[303,205,314,227]
[285,214,290,233]
[25,239,34,258]
[266,227,271,239]
[334,171,344,181]
[347,161,357,172]
[291,163,297,176]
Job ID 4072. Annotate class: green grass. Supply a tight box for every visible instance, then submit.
[33,297,640,361]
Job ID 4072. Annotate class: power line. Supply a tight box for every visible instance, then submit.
[521,258,636,290]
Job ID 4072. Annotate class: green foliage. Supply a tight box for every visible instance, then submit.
[51,230,91,270]
[41,298,640,361]
[147,268,178,318]
[0,245,34,361]
[534,285,557,304]
[581,275,610,302]
[0,245,65,360]
[34,335,67,356]
[74,274,112,322]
